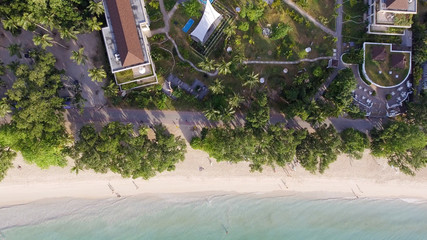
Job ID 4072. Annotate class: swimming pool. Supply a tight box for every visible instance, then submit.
[182,19,194,33]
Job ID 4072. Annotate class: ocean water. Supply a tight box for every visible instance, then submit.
[1,193,427,240]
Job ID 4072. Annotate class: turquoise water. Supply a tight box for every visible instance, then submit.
[1,194,427,240]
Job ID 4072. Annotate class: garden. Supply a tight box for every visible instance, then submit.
[364,44,410,87]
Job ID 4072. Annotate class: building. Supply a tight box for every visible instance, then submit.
[102,0,158,90]
[367,0,417,35]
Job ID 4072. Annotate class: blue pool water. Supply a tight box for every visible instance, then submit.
[1,194,427,240]
[182,19,194,33]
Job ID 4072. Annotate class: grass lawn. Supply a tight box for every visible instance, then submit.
[364,44,409,87]
[292,0,336,30]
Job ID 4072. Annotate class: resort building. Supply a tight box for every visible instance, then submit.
[102,0,158,90]
[367,0,417,35]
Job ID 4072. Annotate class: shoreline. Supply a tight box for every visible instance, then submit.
[1,124,427,207]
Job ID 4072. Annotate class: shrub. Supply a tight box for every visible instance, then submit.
[238,21,250,32]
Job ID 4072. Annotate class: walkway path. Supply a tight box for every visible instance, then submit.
[65,107,379,137]
[243,56,333,65]
[313,0,345,100]
[282,0,336,36]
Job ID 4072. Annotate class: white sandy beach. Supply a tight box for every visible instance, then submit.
[1,124,427,207]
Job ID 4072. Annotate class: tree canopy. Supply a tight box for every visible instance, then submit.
[0,0,103,36]
[68,122,187,179]
[191,124,306,172]
[246,91,270,130]
[0,50,68,168]
[340,128,369,159]
[296,124,341,173]
[370,121,427,175]
[0,145,16,181]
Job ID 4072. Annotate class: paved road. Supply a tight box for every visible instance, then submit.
[282,0,336,36]
[243,56,333,65]
[65,107,379,136]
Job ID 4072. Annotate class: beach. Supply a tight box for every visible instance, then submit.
[1,123,427,207]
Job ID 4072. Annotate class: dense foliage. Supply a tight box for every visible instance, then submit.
[296,124,341,173]
[0,146,16,181]
[68,122,187,179]
[339,128,369,159]
[0,0,103,38]
[182,0,202,18]
[323,68,361,118]
[370,122,427,176]
[191,124,306,172]
[0,50,68,168]
[245,92,270,129]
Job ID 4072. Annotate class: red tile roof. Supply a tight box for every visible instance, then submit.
[385,0,409,11]
[105,0,145,67]
[371,46,387,61]
[391,54,407,69]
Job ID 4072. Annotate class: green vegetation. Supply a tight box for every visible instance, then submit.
[371,122,427,176]
[339,128,369,159]
[296,124,341,174]
[0,146,16,181]
[342,49,363,64]
[0,50,68,168]
[323,68,361,118]
[412,16,427,85]
[67,122,186,179]
[183,0,202,18]
[191,124,306,172]
[294,0,336,29]
[0,0,103,41]
[88,67,107,82]
[246,92,270,129]
[70,47,88,66]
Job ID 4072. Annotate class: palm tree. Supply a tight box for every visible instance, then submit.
[228,93,244,108]
[243,72,260,91]
[198,58,216,71]
[203,107,221,121]
[0,98,11,117]
[33,34,53,49]
[70,47,88,65]
[209,79,224,95]
[2,18,19,32]
[59,27,79,40]
[216,60,232,75]
[7,44,21,58]
[86,17,102,31]
[88,67,107,82]
[89,1,105,16]
[223,23,236,39]
[0,61,5,76]
[18,13,36,31]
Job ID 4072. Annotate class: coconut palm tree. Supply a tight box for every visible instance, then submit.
[216,60,232,75]
[89,1,105,16]
[209,79,224,95]
[243,72,260,91]
[2,18,19,32]
[7,44,21,58]
[198,58,216,71]
[0,98,11,117]
[203,107,221,121]
[70,47,88,65]
[223,23,236,39]
[228,93,244,108]
[33,34,54,49]
[88,67,107,82]
[59,27,79,40]
[86,17,102,31]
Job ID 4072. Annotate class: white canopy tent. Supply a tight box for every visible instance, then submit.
[190,0,221,44]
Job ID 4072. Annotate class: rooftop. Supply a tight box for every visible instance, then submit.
[103,0,150,72]
[379,0,416,13]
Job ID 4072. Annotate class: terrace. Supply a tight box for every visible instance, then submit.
[362,43,411,87]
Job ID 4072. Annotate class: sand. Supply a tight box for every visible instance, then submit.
[1,124,427,207]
